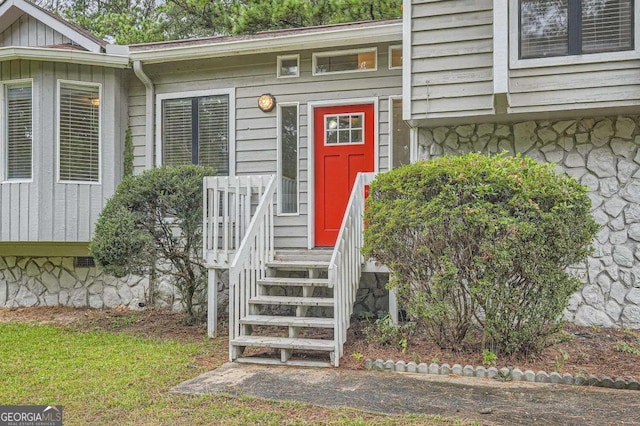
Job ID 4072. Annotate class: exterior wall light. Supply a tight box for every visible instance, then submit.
[258,93,276,112]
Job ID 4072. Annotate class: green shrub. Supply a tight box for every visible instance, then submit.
[90,165,214,322]
[363,153,599,354]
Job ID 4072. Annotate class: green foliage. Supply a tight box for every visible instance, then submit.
[61,0,168,44]
[365,314,415,352]
[481,349,497,366]
[90,165,214,322]
[43,0,402,43]
[363,153,599,355]
[124,126,134,178]
[229,0,402,34]
[614,341,640,356]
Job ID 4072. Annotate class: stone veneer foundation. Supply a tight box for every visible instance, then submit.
[0,256,229,317]
[418,114,640,328]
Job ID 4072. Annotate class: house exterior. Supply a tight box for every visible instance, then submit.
[404,0,640,329]
[0,0,639,364]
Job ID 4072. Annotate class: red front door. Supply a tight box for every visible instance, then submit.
[314,104,375,246]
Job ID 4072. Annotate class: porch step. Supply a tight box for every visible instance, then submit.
[274,249,333,262]
[231,335,335,351]
[258,277,331,288]
[240,315,334,328]
[235,357,332,368]
[249,295,334,307]
[266,260,330,270]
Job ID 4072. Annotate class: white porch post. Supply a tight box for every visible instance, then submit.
[389,288,398,325]
[207,268,218,337]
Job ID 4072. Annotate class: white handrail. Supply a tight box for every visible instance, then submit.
[227,175,277,361]
[202,175,273,267]
[329,172,376,367]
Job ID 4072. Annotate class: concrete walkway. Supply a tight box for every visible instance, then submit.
[172,363,640,425]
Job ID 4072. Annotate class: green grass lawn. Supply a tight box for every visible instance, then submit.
[0,322,463,425]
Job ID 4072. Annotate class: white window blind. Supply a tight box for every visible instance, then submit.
[582,0,633,54]
[162,94,229,175]
[59,83,100,182]
[520,0,569,58]
[6,83,32,180]
[520,0,634,58]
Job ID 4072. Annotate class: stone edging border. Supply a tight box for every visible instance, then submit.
[364,358,640,391]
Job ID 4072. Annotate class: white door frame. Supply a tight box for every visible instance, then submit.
[306,97,379,249]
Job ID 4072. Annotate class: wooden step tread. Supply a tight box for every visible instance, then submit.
[266,260,330,269]
[235,357,332,368]
[231,336,335,351]
[258,277,331,287]
[249,295,334,307]
[240,315,335,328]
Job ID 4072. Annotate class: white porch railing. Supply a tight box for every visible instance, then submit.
[203,175,275,267]
[227,175,277,359]
[329,172,376,367]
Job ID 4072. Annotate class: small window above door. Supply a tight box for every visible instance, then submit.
[277,55,300,78]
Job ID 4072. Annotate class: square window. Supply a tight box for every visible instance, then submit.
[161,94,230,175]
[389,45,402,69]
[277,55,299,78]
[324,113,364,145]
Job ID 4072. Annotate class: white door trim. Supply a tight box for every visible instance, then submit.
[306,97,379,249]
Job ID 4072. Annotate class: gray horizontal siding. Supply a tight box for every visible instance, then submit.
[409,0,494,119]
[129,43,402,248]
[0,60,127,243]
[0,14,71,47]
[509,60,640,114]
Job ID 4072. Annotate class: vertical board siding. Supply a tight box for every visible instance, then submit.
[129,43,402,248]
[0,60,125,243]
[410,0,494,119]
[0,14,71,47]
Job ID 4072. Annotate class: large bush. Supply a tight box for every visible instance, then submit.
[90,165,213,322]
[363,153,599,354]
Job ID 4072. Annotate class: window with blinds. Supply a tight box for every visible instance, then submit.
[58,82,100,182]
[162,94,229,175]
[520,0,634,59]
[5,82,32,180]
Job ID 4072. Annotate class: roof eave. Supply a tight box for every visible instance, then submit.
[0,47,129,68]
[130,22,403,64]
[0,0,104,53]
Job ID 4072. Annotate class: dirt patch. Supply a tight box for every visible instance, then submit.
[2,306,640,381]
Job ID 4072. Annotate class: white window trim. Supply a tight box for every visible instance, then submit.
[1,78,34,183]
[277,102,300,216]
[306,97,379,249]
[388,45,402,70]
[56,79,102,185]
[509,0,640,69]
[155,88,236,176]
[312,47,378,76]
[277,54,300,78]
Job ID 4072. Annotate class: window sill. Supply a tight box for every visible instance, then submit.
[511,49,640,70]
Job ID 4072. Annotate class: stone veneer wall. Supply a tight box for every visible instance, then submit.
[417,114,640,329]
[0,256,230,317]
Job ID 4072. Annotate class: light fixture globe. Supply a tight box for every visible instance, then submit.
[258,93,276,112]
